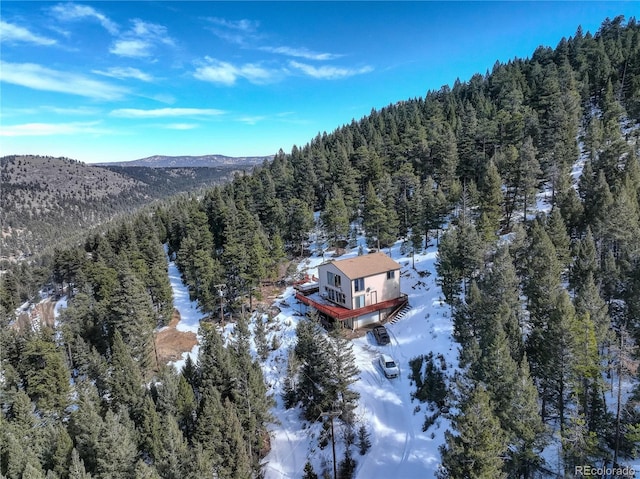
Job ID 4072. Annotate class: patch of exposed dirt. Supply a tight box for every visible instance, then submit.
[36,300,56,329]
[154,259,293,366]
[155,309,198,365]
[14,298,57,333]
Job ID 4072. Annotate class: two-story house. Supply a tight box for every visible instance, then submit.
[295,252,408,330]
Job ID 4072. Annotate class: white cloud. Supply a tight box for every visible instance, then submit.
[110,39,149,58]
[43,106,101,115]
[0,20,57,46]
[110,19,174,58]
[0,61,127,100]
[93,67,153,82]
[110,108,224,118]
[237,116,266,125]
[289,61,373,79]
[0,121,108,137]
[164,123,198,130]
[194,57,275,85]
[204,17,261,46]
[50,3,118,35]
[206,17,259,33]
[194,60,237,85]
[261,46,340,61]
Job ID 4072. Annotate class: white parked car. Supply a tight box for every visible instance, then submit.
[379,353,399,379]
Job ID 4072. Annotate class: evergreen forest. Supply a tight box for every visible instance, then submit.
[1,16,640,479]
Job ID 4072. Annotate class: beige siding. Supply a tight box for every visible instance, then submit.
[354,270,400,306]
[319,262,352,308]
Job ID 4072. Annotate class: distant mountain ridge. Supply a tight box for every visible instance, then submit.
[0,155,258,260]
[99,154,273,168]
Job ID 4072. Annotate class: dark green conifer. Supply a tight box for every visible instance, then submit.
[439,383,507,479]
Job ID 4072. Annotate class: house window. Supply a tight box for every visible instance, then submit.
[337,292,345,304]
[327,271,341,287]
[387,270,396,280]
[354,277,365,292]
[354,295,365,308]
[328,289,336,302]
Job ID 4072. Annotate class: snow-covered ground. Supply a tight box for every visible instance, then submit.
[164,239,445,478]
[261,234,457,479]
[163,203,639,477]
[165,246,205,371]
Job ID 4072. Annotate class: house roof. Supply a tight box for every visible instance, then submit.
[327,252,401,279]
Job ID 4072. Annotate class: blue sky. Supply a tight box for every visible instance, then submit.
[1,2,638,163]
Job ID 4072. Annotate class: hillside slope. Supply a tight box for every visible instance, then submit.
[0,155,252,260]
[99,154,272,168]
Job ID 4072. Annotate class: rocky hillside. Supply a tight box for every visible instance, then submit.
[0,155,253,260]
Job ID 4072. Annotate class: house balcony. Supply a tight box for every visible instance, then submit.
[294,291,408,322]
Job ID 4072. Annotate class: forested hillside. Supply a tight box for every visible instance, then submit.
[0,155,255,261]
[1,16,639,478]
[99,154,271,168]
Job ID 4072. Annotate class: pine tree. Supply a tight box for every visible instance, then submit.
[337,448,357,479]
[193,387,225,458]
[546,208,572,268]
[133,460,160,479]
[106,268,155,369]
[107,330,144,415]
[362,182,390,250]
[20,335,70,416]
[436,227,462,306]
[569,310,604,434]
[574,272,611,351]
[69,381,103,474]
[196,324,233,399]
[68,449,92,479]
[50,425,73,479]
[505,357,548,478]
[228,313,272,470]
[220,209,250,304]
[524,220,566,423]
[432,122,459,199]
[477,160,503,241]
[327,329,360,424]
[544,290,577,428]
[561,412,598,475]
[175,374,196,440]
[357,424,372,455]
[137,395,162,463]
[285,198,315,255]
[94,408,138,479]
[519,136,542,222]
[417,178,447,248]
[222,399,253,479]
[254,315,270,361]
[453,281,483,368]
[439,382,508,479]
[457,215,485,296]
[294,317,333,421]
[569,227,599,292]
[589,171,614,248]
[479,245,524,361]
[156,414,190,479]
[302,461,319,479]
[321,185,350,246]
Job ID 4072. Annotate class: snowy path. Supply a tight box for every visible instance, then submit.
[164,246,206,369]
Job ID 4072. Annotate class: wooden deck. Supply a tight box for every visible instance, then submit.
[294,291,408,322]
